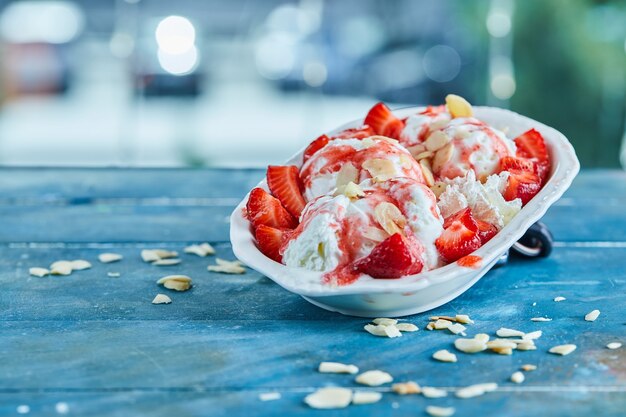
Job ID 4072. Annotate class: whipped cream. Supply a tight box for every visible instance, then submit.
[401,109,451,147]
[437,171,521,229]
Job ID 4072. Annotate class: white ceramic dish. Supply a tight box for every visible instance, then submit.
[230,106,580,317]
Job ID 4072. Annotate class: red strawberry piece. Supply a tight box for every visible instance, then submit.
[503,168,542,205]
[513,129,551,181]
[303,134,330,163]
[436,207,482,262]
[476,219,498,244]
[255,224,290,262]
[332,125,375,139]
[499,156,537,174]
[266,165,306,218]
[355,233,423,279]
[246,187,297,230]
[364,102,405,139]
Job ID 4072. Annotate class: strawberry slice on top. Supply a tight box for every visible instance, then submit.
[266,165,306,218]
[436,207,482,262]
[513,129,551,181]
[354,233,424,279]
[303,134,330,163]
[254,224,291,263]
[503,168,541,205]
[499,156,537,174]
[364,102,405,139]
[246,187,297,230]
[332,125,374,139]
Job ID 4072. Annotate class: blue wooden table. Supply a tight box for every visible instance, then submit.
[1,168,625,416]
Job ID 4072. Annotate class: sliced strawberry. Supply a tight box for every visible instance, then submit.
[364,102,405,139]
[332,125,374,139]
[513,129,551,181]
[266,165,306,218]
[255,224,290,262]
[503,168,542,205]
[355,233,423,279]
[499,156,537,174]
[246,187,297,230]
[476,219,498,244]
[436,207,481,262]
[303,134,330,163]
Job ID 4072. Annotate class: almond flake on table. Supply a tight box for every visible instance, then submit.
[70,260,92,270]
[29,267,50,277]
[433,350,457,363]
[141,249,178,263]
[455,314,474,324]
[434,319,453,330]
[474,333,490,344]
[98,253,123,263]
[372,318,398,326]
[304,387,352,409]
[516,341,537,351]
[584,309,600,322]
[352,391,382,405]
[208,258,246,274]
[455,383,497,399]
[606,342,622,350]
[531,317,552,322]
[496,328,525,338]
[486,340,517,350]
[364,323,402,338]
[426,405,456,417]
[318,362,359,374]
[523,330,542,340]
[447,323,466,335]
[184,243,215,257]
[421,387,447,398]
[396,323,419,332]
[152,258,182,266]
[156,275,192,291]
[258,392,281,402]
[454,337,487,353]
[355,370,393,386]
[549,344,577,356]
[50,261,73,276]
[151,294,172,304]
[554,296,566,302]
[392,381,421,395]
[510,371,525,384]
[521,364,537,371]
[107,272,121,278]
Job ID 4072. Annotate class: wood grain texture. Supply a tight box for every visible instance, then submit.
[1,168,625,416]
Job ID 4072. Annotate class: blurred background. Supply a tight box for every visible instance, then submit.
[0,0,624,168]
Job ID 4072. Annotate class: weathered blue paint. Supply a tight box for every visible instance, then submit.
[0,168,625,416]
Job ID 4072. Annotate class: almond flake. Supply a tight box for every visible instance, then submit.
[426,405,455,417]
[151,293,172,304]
[424,130,451,152]
[491,347,513,355]
[510,372,525,384]
[363,158,397,182]
[455,314,474,324]
[184,243,215,257]
[107,272,120,278]
[606,342,622,350]
[362,226,389,243]
[152,258,182,266]
[516,342,537,351]
[445,94,473,118]
[355,370,393,386]
[98,253,123,263]
[447,323,466,335]
[454,338,487,353]
[352,391,382,405]
[208,258,246,274]
[531,317,552,322]
[553,296,566,302]
[487,340,517,349]
[549,344,577,356]
[392,381,421,395]
[415,150,434,160]
[372,318,398,326]
[374,202,407,236]
[421,387,447,398]
[304,387,352,409]
[342,181,365,199]
[50,261,73,276]
[430,182,448,198]
[426,322,435,331]
[432,143,453,173]
[156,275,192,291]
[433,350,457,363]
[364,324,389,337]
[259,392,281,402]
[523,330,542,340]
[70,260,92,270]
[521,364,537,372]
[141,249,178,262]
[474,333,490,344]
[584,309,600,322]
[319,362,359,374]
[396,323,418,332]
[496,328,525,338]
[419,159,435,187]
[29,267,50,277]
[434,319,452,330]
[407,144,427,158]
[455,383,497,399]
[429,315,456,321]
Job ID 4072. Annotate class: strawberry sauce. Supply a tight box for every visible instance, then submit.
[457,255,482,269]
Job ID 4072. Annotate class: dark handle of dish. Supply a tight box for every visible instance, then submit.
[511,221,553,258]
